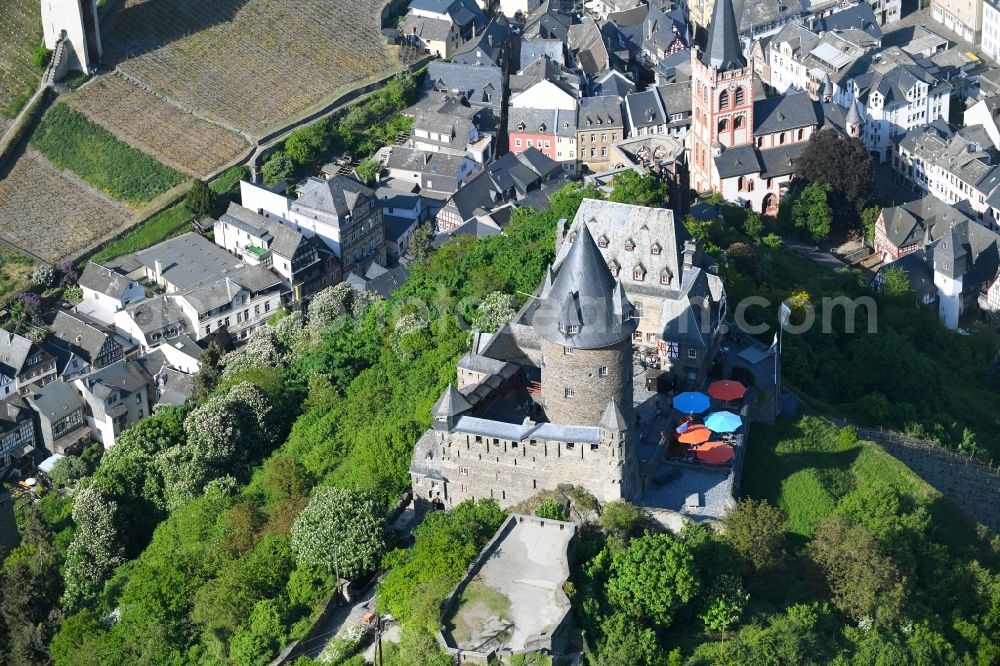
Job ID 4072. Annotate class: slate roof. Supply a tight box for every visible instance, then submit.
[79,359,149,403]
[625,88,666,129]
[401,14,453,42]
[433,384,473,417]
[182,267,282,314]
[294,175,374,220]
[49,310,110,363]
[714,144,762,179]
[453,15,511,66]
[386,146,469,178]
[510,107,558,134]
[220,203,305,259]
[0,330,32,379]
[79,262,134,298]
[899,121,1000,190]
[809,2,882,41]
[523,0,572,40]
[133,232,245,291]
[657,80,692,117]
[879,195,972,250]
[520,39,565,69]
[427,62,504,109]
[533,225,636,349]
[578,96,624,130]
[122,297,186,337]
[591,69,636,98]
[30,379,83,422]
[932,220,1000,286]
[510,56,582,97]
[738,0,804,34]
[753,91,820,135]
[703,0,746,71]
[758,142,809,179]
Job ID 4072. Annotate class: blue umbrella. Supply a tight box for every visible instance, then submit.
[705,411,742,433]
[673,391,710,414]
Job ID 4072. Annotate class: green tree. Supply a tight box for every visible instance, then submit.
[743,209,764,242]
[593,612,667,666]
[720,498,786,572]
[471,291,516,332]
[599,500,646,540]
[534,499,569,521]
[355,157,381,185]
[408,222,434,261]
[725,242,759,278]
[50,609,106,666]
[262,456,315,501]
[880,265,914,299]
[698,574,748,635]
[606,532,700,626]
[62,487,125,610]
[861,206,881,244]
[185,178,216,216]
[284,121,329,166]
[228,599,285,666]
[48,454,88,488]
[290,487,387,580]
[192,340,225,400]
[809,514,907,624]
[608,171,667,207]
[261,152,293,186]
[792,182,833,243]
[796,128,875,218]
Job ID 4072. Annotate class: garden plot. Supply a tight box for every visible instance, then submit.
[0,150,133,263]
[104,0,395,138]
[63,75,251,177]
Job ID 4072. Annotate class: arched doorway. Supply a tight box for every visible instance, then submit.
[762,193,778,217]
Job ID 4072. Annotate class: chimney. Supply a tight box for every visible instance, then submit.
[556,218,568,244]
[683,239,701,269]
[154,259,163,281]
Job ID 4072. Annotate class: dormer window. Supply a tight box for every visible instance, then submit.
[517,122,526,131]
[598,235,609,248]
[660,270,672,285]
[625,239,635,251]
[651,243,661,255]
[633,264,646,281]
[608,260,620,277]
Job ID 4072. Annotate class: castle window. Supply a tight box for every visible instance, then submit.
[511,441,518,448]
[688,348,698,359]
[565,442,575,450]
[735,87,746,106]
[634,331,643,341]
[719,89,729,110]
[475,435,482,443]
[460,467,469,475]
[564,346,574,356]
[599,366,608,377]
[564,387,575,399]
[634,300,643,317]
[591,443,600,451]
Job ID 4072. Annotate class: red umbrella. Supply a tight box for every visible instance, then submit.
[694,442,735,464]
[708,380,747,402]
[677,426,712,445]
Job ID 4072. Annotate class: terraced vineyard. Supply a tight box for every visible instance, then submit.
[0,0,43,130]
[63,75,251,177]
[104,0,395,138]
[0,150,133,263]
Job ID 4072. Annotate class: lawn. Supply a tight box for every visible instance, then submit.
[29,102,186,207]
[741,416,936,537]
[89,203,192,264]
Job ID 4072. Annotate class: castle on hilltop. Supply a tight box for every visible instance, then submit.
[410,200,725,512]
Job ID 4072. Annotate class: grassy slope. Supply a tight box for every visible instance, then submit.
[29,103,185,207]
[87,165,246,264]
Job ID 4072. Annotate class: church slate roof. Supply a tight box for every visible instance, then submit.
[753,92,820,135]
[433,384,473,417]
[702,0,746,71]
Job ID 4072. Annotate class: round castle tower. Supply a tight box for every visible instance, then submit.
[533,224,637,427]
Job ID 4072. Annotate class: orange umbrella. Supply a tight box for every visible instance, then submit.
[694,442,735,464]
[677,426,712,445]
[708,380,747,402]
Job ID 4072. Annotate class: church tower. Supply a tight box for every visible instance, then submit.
[689,0,753,193]
[532,224,637,427]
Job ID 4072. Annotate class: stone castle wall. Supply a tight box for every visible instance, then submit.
[539,337,632,426]
[437,428,632,507]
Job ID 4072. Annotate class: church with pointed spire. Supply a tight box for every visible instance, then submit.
[689,0,822,215]
[410,222,642,511]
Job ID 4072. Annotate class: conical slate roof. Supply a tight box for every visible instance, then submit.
[845,98,863,126]
[432,384,472,418]
[934,225,969,280]
[598,399,628,432]
[701,0,746,72]
[533,225,637,349]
